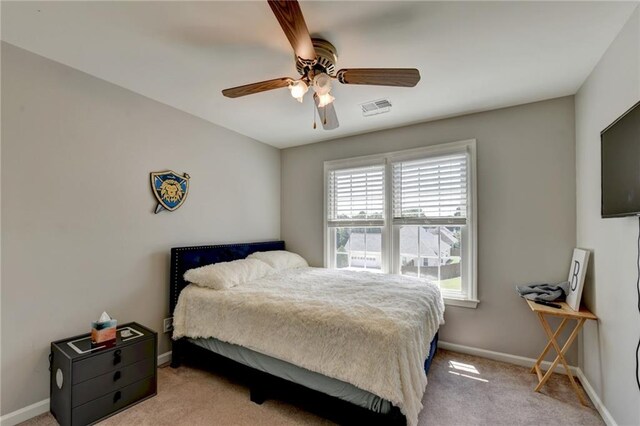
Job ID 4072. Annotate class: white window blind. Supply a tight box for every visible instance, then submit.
[392,152,468,225]
[327,164,385,227]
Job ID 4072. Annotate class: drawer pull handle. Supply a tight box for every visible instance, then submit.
[113,349,122,365]
[113,371,121,382]
[113,391,122,404]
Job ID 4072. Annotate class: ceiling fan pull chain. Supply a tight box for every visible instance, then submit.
[323,107,327,125]
[312,99,317,129]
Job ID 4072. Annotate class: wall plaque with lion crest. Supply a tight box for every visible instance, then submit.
[150,170,190,214]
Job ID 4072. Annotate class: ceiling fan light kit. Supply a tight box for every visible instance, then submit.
[221,0,421,130]
[316,92,335,108]
[312,73,332,96]
[289,80,308,103]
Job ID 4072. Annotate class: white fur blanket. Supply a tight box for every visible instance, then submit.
[173,267,444,425]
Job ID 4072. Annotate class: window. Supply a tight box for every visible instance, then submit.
[324,140,478,308]
[326,164,386,272]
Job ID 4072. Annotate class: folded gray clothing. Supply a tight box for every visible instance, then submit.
[516,281,570,302]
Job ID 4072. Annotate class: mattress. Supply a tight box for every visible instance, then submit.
[187,336,393,413]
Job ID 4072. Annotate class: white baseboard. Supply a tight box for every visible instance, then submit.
[157,350,172,366]
[0,351,173,426]
[575,368,617,426]
[439,340,579,375]
[0,399,50,426]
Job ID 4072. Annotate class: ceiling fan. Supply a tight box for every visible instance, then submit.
[221,0,421,130]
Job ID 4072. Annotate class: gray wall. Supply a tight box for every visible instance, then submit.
[0,43,281,415]
[282,97,577,362]
[575,7,640,426]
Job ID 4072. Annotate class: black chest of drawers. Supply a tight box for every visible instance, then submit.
[50,322,157,426]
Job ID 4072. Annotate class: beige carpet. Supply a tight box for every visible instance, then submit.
[22,350,603,426]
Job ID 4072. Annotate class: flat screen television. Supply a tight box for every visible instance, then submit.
[601,100,640,218]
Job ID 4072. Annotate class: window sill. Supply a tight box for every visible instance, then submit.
[444,297,479,309]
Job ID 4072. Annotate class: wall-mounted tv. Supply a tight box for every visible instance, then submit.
[601,100,640,218]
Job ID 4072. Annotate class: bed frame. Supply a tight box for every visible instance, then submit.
[169,241,438,426]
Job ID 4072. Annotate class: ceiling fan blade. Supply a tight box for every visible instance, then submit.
[336,68,421,87]
[314,94,339,130]
[222,77,292,98]
[268,0,317,62]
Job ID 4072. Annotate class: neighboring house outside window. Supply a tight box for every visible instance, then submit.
[324,140,478,308]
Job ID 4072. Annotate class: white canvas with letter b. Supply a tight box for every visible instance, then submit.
[566,248,589,311]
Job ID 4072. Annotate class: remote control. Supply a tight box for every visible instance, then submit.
[534,300,562,309]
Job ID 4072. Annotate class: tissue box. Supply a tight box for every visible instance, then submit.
[91,319,117,344]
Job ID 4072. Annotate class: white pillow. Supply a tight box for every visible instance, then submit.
[247,250,308,271]
[183,258,273,290]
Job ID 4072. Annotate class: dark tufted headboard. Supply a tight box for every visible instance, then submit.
[169,240,285,315]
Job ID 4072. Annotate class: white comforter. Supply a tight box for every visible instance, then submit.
[173,267,444,425]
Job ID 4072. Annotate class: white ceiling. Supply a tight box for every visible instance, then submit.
[2,1,637,148]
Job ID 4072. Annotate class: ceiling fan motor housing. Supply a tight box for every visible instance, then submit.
[296,38,338,77]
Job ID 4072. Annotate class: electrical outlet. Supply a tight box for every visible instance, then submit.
[163,317,173,333]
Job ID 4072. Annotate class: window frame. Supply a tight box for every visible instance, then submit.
[324,139,478,308]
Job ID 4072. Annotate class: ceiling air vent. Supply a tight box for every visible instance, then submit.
[360,99,392,117]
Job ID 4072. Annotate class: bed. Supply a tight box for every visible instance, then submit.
[169,241,443,426]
